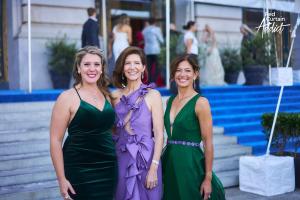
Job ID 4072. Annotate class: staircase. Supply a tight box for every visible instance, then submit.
[2,85,299,199]
[203,85,300,155]
[0,102,60,200]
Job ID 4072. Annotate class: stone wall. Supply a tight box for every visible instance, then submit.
[194,3,243,50]
[8,0,94,89]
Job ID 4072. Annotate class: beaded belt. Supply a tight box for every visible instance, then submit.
[167,140,201,147]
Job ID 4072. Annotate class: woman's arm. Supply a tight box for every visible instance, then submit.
[195,97,213,200]
[145,89,164,189]
[211,32,217,48]
[50,91,76,197]
[185,38,193,54]
[126,25,132,45]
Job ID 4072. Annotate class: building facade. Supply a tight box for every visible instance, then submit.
[1,0,300,90]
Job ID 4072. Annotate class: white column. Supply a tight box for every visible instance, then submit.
[166,0,170,88]
[27,0,32,93]
[102,0,107,58]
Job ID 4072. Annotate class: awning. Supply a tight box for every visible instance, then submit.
[194,0,300,13]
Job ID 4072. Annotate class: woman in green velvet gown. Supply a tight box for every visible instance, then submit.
[162,54,225,200]
[50,46,117,200]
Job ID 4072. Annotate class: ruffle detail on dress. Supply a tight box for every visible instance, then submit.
[118,134,153,200]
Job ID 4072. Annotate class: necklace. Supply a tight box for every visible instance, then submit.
[91,96,98,103]
[176,94,195,102]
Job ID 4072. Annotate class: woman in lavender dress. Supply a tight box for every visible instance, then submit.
[111,46,164,200]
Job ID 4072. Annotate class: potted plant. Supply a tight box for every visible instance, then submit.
[46,36,77,89]
[220,47,242,84]
[262,112,300,188]
[241,32,276,85]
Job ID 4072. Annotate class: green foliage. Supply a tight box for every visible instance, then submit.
[220,47,242,73]
[159,31,180,67]
[46,36,77,75]
[262,113,300,157]
[241,32,276,67]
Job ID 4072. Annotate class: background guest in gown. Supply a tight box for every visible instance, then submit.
[112,46,164,200]
[50,46,117,200]
[112,14,132,61]
[183,21,200,92]
[162,54,225,200]
[81,7,99,48]
[142,18,164,84]
[200,24,226,86]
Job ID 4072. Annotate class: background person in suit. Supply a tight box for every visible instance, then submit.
[81,7,100,48]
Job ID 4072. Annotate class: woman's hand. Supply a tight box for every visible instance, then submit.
[59,178,76,200]
[145,164,158,190]
[200,178,212,200]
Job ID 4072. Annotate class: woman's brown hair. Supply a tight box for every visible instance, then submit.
[72,46,110,97]
[112,46,148,88]
[170,54,200,80]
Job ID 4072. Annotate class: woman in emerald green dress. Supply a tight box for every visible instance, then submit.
[162,54,225,200]
[50,46,117,200]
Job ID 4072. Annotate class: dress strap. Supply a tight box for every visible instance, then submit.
[74,87,82,100]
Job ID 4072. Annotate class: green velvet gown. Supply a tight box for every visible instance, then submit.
[63,90,117,200]
[162,94,225,200]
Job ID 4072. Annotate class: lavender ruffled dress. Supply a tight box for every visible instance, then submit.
[113,83,162,200]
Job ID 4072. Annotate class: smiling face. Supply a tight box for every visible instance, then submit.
[78,53,102,85]
[123,54,145,82]
[174,60,198,89]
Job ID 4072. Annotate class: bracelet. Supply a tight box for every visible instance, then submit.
[205,171,212,179]
[152,159,159,165]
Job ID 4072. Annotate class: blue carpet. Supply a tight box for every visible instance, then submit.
[1,85,300,156]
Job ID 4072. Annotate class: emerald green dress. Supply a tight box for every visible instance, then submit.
[162,94,225,200]
[63,88,118,200]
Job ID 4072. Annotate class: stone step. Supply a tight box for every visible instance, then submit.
[216,170,239,188]
[213,127,224,135]
[214,156,240,173]
[0,120,50,131]
[0,102,54,113]
[214,144,252,159]
[0,128,49,143]
[0,151,51,171]
[0,180,60,200]
[0,140,49,156]
[0,111,51,122]
[0,165,56,187]
[214,135,237,145]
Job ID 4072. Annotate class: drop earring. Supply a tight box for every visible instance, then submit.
[141,72,144,79]
[193,79,196,89]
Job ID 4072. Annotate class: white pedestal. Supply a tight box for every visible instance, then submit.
[270,68,293,86]
[239,155,295,196]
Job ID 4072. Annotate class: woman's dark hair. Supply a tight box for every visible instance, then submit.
[182,21,196,30]
[113,46,148,88]
[170,54,200,80]
[73,46,110,97]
